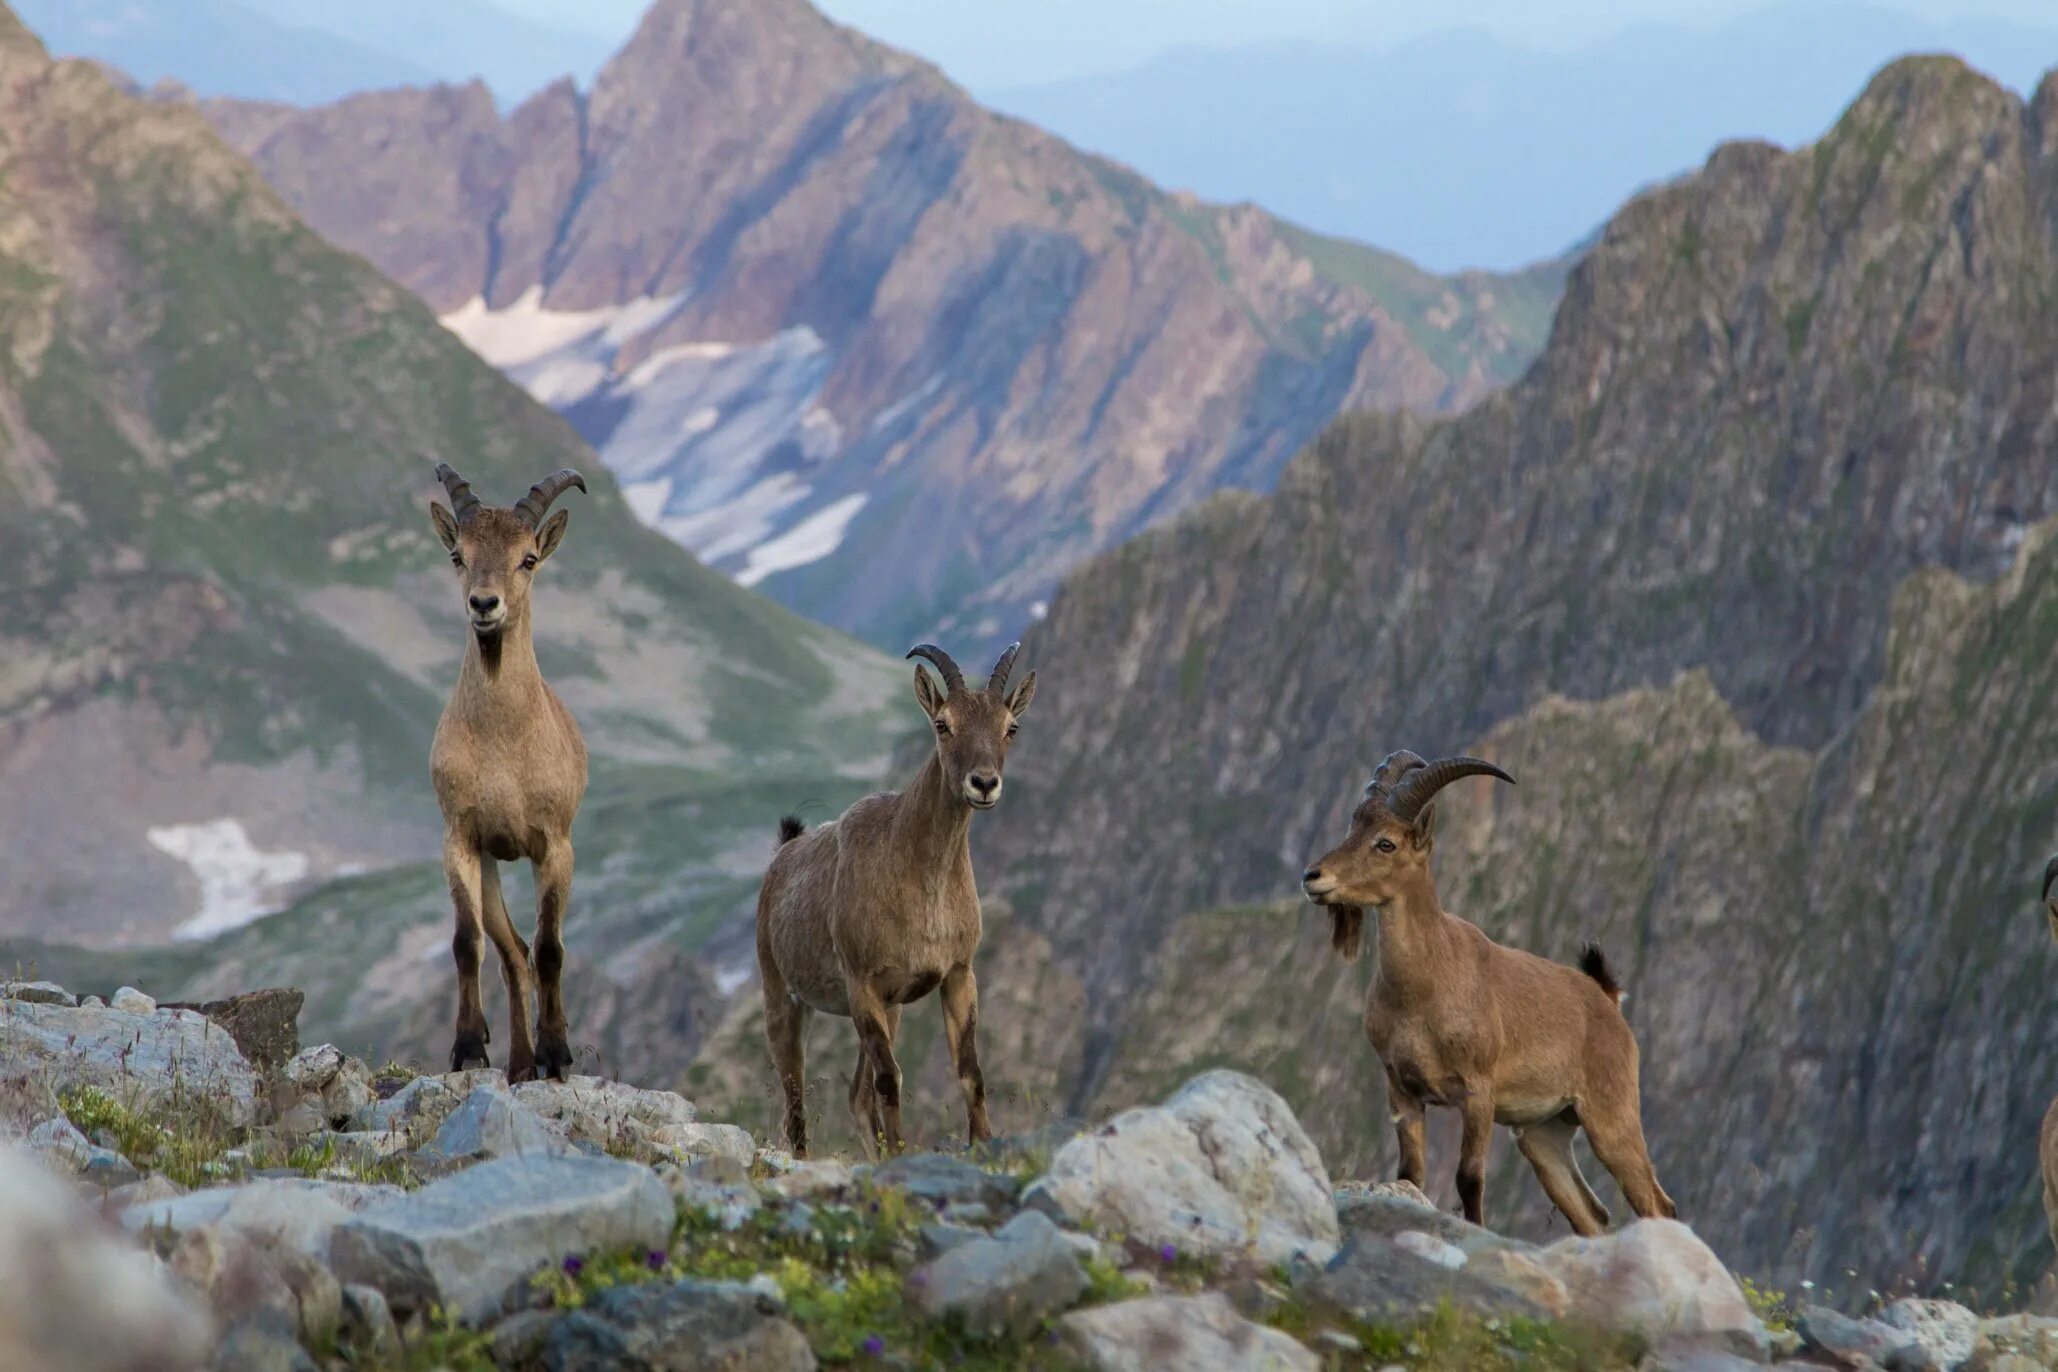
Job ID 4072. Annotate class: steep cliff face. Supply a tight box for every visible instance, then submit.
[0,9,901,947]
[909,57,2058,1291]
[197,0,1567,652]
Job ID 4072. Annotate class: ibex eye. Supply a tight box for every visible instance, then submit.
[1006,724,1019,739]
[1375,838,1397,853]
[934,720,951,736]
[449,552,463,568]
[521,553,539,570]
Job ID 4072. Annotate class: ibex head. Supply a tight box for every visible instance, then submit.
[428,465,585,639]
[907,642,1036,811]
[1302,751,1514,917]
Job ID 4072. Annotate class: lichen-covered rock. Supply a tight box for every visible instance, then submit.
[911,1210,1088,1340]
[1025,1071,1338,1268]
[0,999,261,1126]
[1879,1298,1978,1371]
[1540,1221,1768,1357]
[1057,1291,1319,1371]
[330,1154,673,1322]
[538,1279,816,1371]
[0,1142,214,1371]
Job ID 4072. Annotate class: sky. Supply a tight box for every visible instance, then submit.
[492,0,2058,88]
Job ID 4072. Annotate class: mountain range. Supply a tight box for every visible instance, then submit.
[190,0,1567,655]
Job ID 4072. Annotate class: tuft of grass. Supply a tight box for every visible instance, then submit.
[1265,1297,1643,1370]
[283,1134,414,1188]
[58,1082,240,1189]
[1738,1273,1798,1333]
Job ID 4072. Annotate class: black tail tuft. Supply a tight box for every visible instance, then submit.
[1579,941,1625,1004]
[777,815,806,845]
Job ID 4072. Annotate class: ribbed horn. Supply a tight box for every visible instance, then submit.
[987,642,1021,695]
[512,468,587,529]
[1384,755,1515,825]
[1368,749,1427,796]
[905,643,964,695]
[435,463,483,524]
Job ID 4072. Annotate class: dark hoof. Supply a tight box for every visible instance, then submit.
[449,1033,489,1072]
[536,1032,574,1081]
[507,1054,538,1084]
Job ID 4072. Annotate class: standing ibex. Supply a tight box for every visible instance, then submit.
[756,642,1035,1157]
[2041,857,2058,1255]
[1301,751,1676,1234]
[427,464,588,1081]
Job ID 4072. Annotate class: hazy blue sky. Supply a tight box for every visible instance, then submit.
[493,0,2056,86]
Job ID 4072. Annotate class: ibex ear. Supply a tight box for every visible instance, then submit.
[913,665,948,719]
[1004,670,1036,718]
[535,509,571,564]
[430,501,460,553]
[1409,803,1438,850]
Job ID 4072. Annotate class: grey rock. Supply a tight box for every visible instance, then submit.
[284,1044,344,1092]
[540,1279,816,1371]
[352,1074,461,1135]
[1878,1299,1978,1371]
[918,1220,986,1260]
[1800,1305,1922,1368]
[1538,1221,1769,1359]
[1334,1180,1534,1258]
[1642,1336,1769,1371]
[660,1155,760,1232]
[491,1308,560,1367]
[1302,1231,1561,1324]
[330,1153,673,1322]
[1057,1291,1321,1371]
[211,1312,316,1372]
[125,1178,404,1263]
[873,1151,1021,1210]
[168,1224,299,1332]
[109,985,156,1014]
[340,1284,400,1361]
[416,1081,565,1163]
[0,980,76,1007]
[80,1147,143,1188]
[27,1115,93,1171]
[1025,1071,1339,1269]
[911,1209,1089,1341]
[156,989,302,1071]
[0,1000,261,1126]
[511,1076,751,1166]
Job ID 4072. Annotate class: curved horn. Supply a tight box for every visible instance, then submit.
[512,468,587,529]
[434,463,483,524]
[987,642,1021,695]
[1385,755,1515,825]
[1367,749,1427,796]
[905,643,964,695]
[2043,855,2058,904]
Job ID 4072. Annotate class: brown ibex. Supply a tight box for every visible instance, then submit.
[1301,751,1676,1234]
[2042,857,2058,1255]
[427,464,588,1081]
[755,642,1036,1157]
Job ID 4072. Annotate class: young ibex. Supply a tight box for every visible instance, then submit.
[2041,857,2058,1255]
[427,464,588,1081]
[756,642,1036,1157]
[1301,751,1676,1234]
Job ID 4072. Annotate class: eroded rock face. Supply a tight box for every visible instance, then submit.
[0,1142,215,1371]
[1878,1299,1979,1371]
[0,998,262,1126]
[1025,1071,1339,1268]
[1057,1291,1320,1372]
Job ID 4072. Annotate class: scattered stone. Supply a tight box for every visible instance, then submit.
[971,1116,1090,1172]
[1302,1231,1561,1324]
[1025,1070,1339,1268]
[0,999,262,1126]
[125,1178,404,1262]
[211,1311,317,1372]
[169,1224,299,1334]
[874,1150,1022,1210]
[511,1075,748,1164]
[538,1279,815,1371]
[912,1209,1089,1340]
[1799,1304,1922,1368]
[1879,1298,1978,1371]
[918,1220,986,1260]
[28,1115,94,1171]
[0,1142,214,1370]
[763,1157,857,1201]
[1642,1336,1769,1371]
[489,1308,560,1368]
[80,994,105,1007]
[945,1201,995,1226]
[330,1153,673,1322]
[339,1285,400,1361]
[352,1073,462,1135]
[1,979,76,1007]
[284,1045,344,1093]
[80,1147,144,1188]
[109,985,156,1015]
[1333,1179,1533,1259]
[1538,1220,1769,1358]
[106,1173,186,1211]
[1057,1291,1320,1371]
[416,1081,565,1163]
[157,989,303,1071]
[660,1154,761,1231]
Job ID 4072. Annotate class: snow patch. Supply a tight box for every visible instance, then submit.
[149,819,311,940]
[737,495,869,587]
[713,964,754,997]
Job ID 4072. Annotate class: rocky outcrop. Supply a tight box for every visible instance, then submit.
[0,990,263,1126]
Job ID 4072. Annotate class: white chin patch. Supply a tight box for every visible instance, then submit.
[965,786,1000,807]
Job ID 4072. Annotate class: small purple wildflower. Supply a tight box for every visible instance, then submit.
[561,1254,584,1276]
[646,1249,667,1272]
[1158,1243,1178,1264]
[861,1334,885,1356]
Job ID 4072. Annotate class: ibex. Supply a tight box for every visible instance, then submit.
[2042,857,2058,1255]
[755,642,1036,1157]
[427,464,588,1081]
[1301,751,1676,1234]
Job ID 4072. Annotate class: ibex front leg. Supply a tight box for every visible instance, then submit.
[444,832,491,1071]
[939,964,992,1145]
[532,840,575,1081]
[848,980,905,1156]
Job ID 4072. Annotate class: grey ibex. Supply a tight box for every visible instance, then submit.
[756,642,1036,1157]
[1301,751,1676,1234]
[427,464,588,1081]
[2042,857,2058,1255]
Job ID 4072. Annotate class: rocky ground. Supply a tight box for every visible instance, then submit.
[0,980,2052,1371]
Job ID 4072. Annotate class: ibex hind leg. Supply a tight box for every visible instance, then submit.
[1582,1104,1676,1220]
[761,971,812,1157]
[1516,1113,1609,1235]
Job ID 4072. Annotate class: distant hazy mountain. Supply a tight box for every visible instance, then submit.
[13,0,612,104]
[986,0,2058,270]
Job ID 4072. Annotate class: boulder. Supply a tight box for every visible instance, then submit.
[1300,1230,1563,1324]
[110,986,157,1015]
[874,1151,1022,1210]
[0,999,261,1126]
[125,1177,404,1262]
[1056,1291,1320,1371]
[27,1115,94,1171]
[1537,1220,1769,1358]
[416,1081,565,1163]
[1024,1071,1339,1268]
[510,1076,740,1164]
[211,1311,317,1372]
[1,979,76,1007]
[1333,1179,1533,1258]
[911,1210,1089,1340]
[762,1157,858,1201]
[661,1155,761,1231]
[157,989,303,1071]
[539,1279,816,1371]
[1879,1299,1978,1371]
[330,1153,673,1322]
[169,1224,338,1342]
[352,1073,463,1136]
[339,1284,400,1361]
[0,1142,214,1371]
[1800,1305,1923,1367]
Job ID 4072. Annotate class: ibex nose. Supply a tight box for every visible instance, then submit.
[469,594,501,614]
[968,772,999,797]
[1302,868,1323,885]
